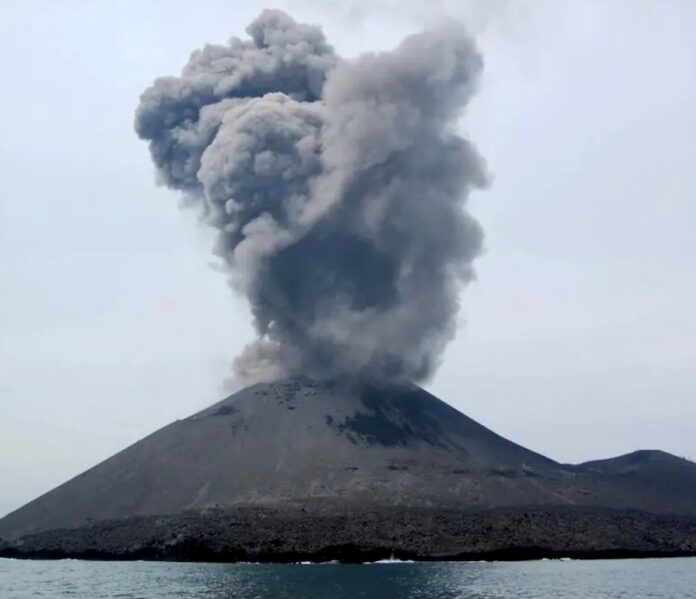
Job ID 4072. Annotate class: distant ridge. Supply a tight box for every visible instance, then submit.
[579,449,696,475]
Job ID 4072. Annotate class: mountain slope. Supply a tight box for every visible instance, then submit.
[1,378,694,541]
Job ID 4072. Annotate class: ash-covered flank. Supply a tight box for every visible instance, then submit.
[1,377,695,547]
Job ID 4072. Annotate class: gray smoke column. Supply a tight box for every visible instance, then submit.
[135,9,487,385]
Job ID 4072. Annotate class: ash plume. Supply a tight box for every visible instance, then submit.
[135,9,487,385]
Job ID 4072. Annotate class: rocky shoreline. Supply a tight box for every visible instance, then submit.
[2,507,695,563]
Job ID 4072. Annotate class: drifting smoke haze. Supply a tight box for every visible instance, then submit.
[135,9,487,385]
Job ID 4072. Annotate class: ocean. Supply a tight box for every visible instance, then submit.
[1,557,695,598]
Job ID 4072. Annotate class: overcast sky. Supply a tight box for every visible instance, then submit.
[1,0,694,518]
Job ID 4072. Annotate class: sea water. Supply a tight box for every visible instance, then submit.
[1,557,695,598]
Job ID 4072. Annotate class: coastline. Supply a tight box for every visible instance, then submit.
[2,506,695,564]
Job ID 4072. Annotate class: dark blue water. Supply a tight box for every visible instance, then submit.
[1,557,695,598]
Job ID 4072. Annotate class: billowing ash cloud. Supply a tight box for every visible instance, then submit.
[135,9,487,385]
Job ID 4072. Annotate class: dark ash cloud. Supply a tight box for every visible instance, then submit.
[135,9,487,385]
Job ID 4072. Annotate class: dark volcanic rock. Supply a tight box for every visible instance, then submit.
[1,377,695,560]
[2,507,696,563]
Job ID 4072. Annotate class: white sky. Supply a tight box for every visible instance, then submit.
[1,0,695,518]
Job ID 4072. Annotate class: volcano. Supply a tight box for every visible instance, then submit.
[1,378,695,561]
